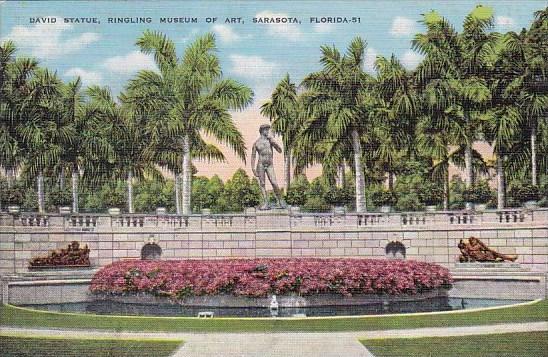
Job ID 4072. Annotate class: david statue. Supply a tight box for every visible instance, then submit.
[251,124,286,210]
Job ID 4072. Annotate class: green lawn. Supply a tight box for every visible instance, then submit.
[361,331,548,357]
[0,335,183,357]
[0,300,546,332]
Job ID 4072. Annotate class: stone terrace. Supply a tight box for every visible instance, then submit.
[0,208,546,275]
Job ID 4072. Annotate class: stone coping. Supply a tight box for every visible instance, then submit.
[6,299,541,321]
[7,279,92,286]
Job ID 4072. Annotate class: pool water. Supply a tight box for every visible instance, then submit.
[20,297,528,318]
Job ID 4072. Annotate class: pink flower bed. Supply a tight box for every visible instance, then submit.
[90,259,452,298]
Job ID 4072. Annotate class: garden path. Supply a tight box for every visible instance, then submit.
[1,321,546,357]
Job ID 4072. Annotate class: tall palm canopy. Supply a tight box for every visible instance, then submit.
[123,31,253,214]
[260,74,302,189]
[0,41,39,188]
[0,5,546,214]
[300,37,372,213]
[413,5,497,191]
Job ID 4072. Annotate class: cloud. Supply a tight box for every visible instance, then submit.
[313,23,334,34]
[64,67,102,86]
[390,16,416,37]
[495,16,516,28]
[401,50,423,69]
[102,51,157,75]
[229,54,278,79]
[212,24,241,44]
[3,16,99,58]
[255,11,303,41]
[363,47,378,73]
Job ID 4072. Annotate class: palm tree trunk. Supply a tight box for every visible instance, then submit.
[6,168,14,189]
[37,173,45,213]
[388,172,394,191]
[336,163,345,188]
[181,134,192,215]
[175,173,181,215]
[464,143,473,187]
[71,168,79,213]
[351,129,366,213]
[127,169,134,214]
[531,125,537,186]
[464,143,473,210]
[284,153,291,190]
[59,167,65,190]
[443,168,449,211]
[496,152,505,210]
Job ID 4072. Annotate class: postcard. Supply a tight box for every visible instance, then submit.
[1,1,547,356]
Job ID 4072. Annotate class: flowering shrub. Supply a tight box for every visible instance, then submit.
[90,259,452,298]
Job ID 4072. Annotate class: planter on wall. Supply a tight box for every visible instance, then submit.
[380,205,392,213]
[156,207,167,215]
[474,204,487,211]
[58,206,71,215]
[201,208,211,215]
[425,205,437,212]
[523,200,538,210]
[7,205,20,214]
[108,208,121,215]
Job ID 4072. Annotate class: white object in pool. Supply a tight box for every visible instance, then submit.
[270,295,279,310]
[197,311,214,318]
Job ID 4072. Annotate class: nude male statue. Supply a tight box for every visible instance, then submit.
[251,124,286,209]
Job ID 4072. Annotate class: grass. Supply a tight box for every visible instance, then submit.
[361,331,548,357]
[0,299,546,332]
[0,334,183,357]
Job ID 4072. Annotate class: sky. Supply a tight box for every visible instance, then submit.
[1,0,545,184]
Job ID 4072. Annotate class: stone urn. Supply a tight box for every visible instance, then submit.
[425,205,437,212]
[201,208,211,215]
[7,205,20,214]
[523,200,538,210]
[58,206,71,215]
[156,207,167,215]
[108,207,121,215]
[474,203,487,212]
[380,205,392,213]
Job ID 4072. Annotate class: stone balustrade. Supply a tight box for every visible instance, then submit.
[1,208,545,231]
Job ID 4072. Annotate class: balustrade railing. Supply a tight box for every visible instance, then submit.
[18,214,49,227]
[1,208,546,231]
[66,215,97,228]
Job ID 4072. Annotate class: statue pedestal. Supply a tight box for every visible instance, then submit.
[450,262,545,300]
[255,207,289,215]
[454,262,524,271]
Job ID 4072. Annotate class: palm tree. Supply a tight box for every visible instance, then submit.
[373,55,421,190]
[503,9,548,186]
[55,78,114,213]
[415,73,461,210]
[260,74,302,189]
[300,37,372,213]
[152,133,225,214]
[0,41,38,189]
[413,6,497,192]
[20,69,71,213]
[87,85,159,214]
[124,31,252,215]
[484,107,522,209]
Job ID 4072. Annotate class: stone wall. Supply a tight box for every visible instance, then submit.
[0,208,547,275]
